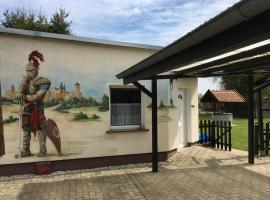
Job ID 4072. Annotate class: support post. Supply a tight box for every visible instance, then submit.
[248,75,255,164]
[152,78,158,172]
[0,80,5,156]
[257,91,265,155]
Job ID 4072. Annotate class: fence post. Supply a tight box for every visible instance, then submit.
[224,121,228,150]
[259,122,265,156]
[204,120,207,143]
[266,123,269,156]
[217,121,220,149]
[255,124,259,155]
[211,120,216,147]
[228,121,232,151]
[199,120,203,144]
[208,120,211,144]
[220,121,224,150]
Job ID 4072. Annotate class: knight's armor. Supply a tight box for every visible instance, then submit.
[17,51,51,157]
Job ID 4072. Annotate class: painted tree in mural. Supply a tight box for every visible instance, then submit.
[0,8,72,34]
[98,95,109,112]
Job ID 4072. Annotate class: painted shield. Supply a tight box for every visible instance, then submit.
[42,118,61,154]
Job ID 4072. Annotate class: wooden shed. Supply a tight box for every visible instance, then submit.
[201,90,245,113]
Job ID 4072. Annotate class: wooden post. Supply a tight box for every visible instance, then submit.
[204,120,207,143]
[255,124,259,155]
[208,120,211,144]
[211,120,216,147]
[0,80,5,156]
[217,121,220,149]
[199,120,203,143]
[248,75,255,164]
[228,121,232,151]
[152,78,158,172]
[266,123,269,156]
[224,121,228,151]
[220,121,224,150]
[257,91,265,155]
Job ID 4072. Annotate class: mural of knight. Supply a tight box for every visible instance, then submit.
[0,31,173,166]
[16,51,61,158]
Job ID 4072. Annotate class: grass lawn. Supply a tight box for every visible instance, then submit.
[199,114,248,151]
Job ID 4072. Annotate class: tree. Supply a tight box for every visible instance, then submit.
[48,8,71,34]
[220,76,248,100]
[220,75,270,117]
[1,8,72,35]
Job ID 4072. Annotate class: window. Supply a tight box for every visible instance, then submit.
[109,85,144,129]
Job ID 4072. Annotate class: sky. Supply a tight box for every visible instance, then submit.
[0,0,240,94]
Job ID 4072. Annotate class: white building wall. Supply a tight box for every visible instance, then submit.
[0,33,172,164]
[168,78,198,151]
[0,31,198,165]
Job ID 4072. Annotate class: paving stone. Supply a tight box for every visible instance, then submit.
[0,146,270,199]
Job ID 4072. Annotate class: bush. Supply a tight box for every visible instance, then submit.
[98,94,109,112]
[73,112,100,121]
[90,114,100,120]
[44,98,61,108]
[1,98,17,105]
[159,100,165,108]
[169,98,175,107]
[55,96,99,111]
[3,116,18,124]
[73,112,89,120]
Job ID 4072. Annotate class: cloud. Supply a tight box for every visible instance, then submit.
[0,0,240,46]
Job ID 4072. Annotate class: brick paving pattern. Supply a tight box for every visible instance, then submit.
[1,146,270,200]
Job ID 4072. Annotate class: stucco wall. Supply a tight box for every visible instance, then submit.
[168,78,198,151]
[0,32,198,165]
[0,33,174,164]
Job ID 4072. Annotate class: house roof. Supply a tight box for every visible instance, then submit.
[201,89,246,103]
[0,27,163,50]
[116,0,270,84]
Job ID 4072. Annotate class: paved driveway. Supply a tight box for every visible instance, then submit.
[1,146,270,200]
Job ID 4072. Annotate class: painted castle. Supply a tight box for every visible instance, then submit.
[45,82,83,101]
[4,85,16,99]
[4,82,83,101]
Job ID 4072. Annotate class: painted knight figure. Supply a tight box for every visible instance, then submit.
[16,51,61,158]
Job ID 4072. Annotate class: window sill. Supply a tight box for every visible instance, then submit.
[106,128,149,133]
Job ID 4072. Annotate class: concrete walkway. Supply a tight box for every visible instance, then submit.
[1,146,270,200]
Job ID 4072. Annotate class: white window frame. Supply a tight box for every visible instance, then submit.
[109,85,146,130]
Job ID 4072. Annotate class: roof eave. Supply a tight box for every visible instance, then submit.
[0,27,163,50]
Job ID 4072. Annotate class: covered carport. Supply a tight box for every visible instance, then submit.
[116,0,270,172]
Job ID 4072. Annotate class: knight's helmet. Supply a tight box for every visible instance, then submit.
[25,50,45,71]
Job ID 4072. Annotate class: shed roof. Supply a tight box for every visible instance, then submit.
[201,89,246,103]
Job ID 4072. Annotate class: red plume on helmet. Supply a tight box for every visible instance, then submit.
[28,50,45,68]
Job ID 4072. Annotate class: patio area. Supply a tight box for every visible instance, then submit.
[1,146,270,200]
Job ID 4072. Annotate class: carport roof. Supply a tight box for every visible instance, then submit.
[116,0,270,84]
